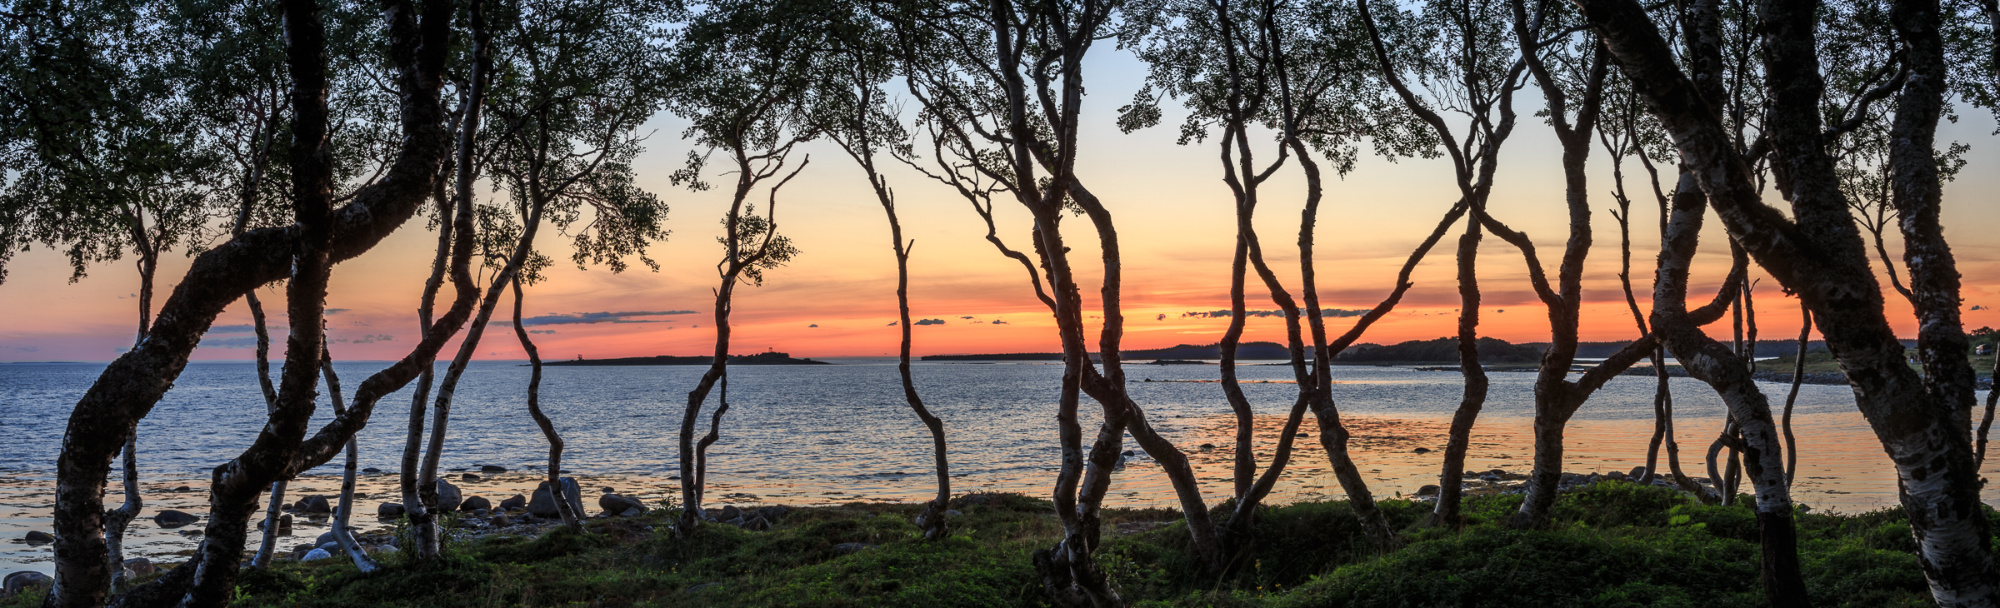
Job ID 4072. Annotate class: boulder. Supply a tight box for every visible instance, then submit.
[302,548,334,562]
[492,514,513,527]
[4,571,53,595]
[278,513,294,532]
[831,542,874,555]
[755,505,789,522]
[598,493,645,517]
[741,516,770,531]
[435,479,464,512]
[1605,470,1628,481]
[461,473,482,482]
[718,505,743,521]
[296,495,332,514]
[22,531,53,544]
[461,496,492,512]
[153,510,200,528]
[378,503,405,518]
[1628,466,1649,479]
[315,531,336,547]
[499,494,527,510]
[122,558,155,577]
[620,507,644,518]
[480,465,508,474]
[527,478,583,518]
[1415,484,1441,496]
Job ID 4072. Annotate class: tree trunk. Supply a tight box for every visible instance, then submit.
[1432,219,1487,524]
[43,0,453,602]
[1782,304,1810,485]
[511,277,580,530]
[320,347,379,571]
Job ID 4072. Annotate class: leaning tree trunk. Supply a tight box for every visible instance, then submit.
[511,276,581,530]
[320,347,379,572]
[103,243,157,591]
[401,1,493,560]
[42,0,453,603]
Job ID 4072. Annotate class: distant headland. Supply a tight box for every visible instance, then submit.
[543,352,828,366]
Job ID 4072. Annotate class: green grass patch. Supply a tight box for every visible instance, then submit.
[203,483,1943,607]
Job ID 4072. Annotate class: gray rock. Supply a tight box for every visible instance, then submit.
[461,496,492,512]
[480,465,508,474]
[499,494,527,510]
[718,505,743,521]
[599,493,645,516]
[278,513,294,531]
[372,545,400,555]
[315,531,336,546]
[1606,470,1628,481]
[1415,484,1441,496]
[302,548,334,562]
[378,503,405,518]
[4,571,53,595]
[153,510,200,528]
[1413,447,1433,454]
[436,479,464,512]
[527,478,583,518]
[1628,466,1649,479]
[755,505,790,522]
[492,514,513,527]
[461,473,482,482]
[294,494,330,512]
[123,558,155,577]
[473,508,490,517]
[832,542,874,555]
[171,485,192,493]
[22,531,53,544]
[319,541,341,554]
[620,507,644,518]
[362,467,382,473]
[741,516,769,531]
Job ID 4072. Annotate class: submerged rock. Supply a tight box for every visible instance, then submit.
[22,531,53,544]
[153,510,201,528]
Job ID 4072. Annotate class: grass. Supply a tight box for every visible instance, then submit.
[18,483,1969,607]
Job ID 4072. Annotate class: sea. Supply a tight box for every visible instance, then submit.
[3,358,1997,574]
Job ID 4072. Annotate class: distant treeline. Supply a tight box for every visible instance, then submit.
[924,337,1549,364]
[544,352,827,366]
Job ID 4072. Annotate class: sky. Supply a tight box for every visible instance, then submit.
[4,51,2000,363]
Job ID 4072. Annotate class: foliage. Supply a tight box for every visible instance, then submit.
[214,486,1941,608]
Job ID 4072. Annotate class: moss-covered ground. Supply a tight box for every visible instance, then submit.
[6,482,1970,607]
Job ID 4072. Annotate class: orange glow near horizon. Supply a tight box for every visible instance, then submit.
[5,63,2000,363]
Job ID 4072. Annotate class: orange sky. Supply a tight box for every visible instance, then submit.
[5,57,2000,363]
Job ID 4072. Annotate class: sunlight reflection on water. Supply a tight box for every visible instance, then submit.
[1,358,1994,573]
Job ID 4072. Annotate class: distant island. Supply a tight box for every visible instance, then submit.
[923,337,1547,364]
[543,351,828,366]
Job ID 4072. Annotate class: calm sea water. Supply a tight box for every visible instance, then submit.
[2,358,1995,574]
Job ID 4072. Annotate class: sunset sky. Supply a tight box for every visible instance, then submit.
[5,53,1999,363]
